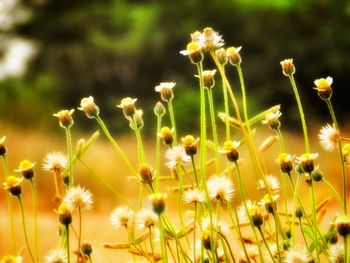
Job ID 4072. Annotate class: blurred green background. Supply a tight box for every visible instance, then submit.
[1,0,349,134]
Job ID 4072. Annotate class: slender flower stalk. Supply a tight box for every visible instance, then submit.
[309,175,320,263]
[65,126,74,187]
[66,225,71,263]
[154,102,165,191]
[29,179,39,261]
[18,196,35,262]
[257,226,276,263]
[167,101,177,145]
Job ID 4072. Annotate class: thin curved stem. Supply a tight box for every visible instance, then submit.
[207,88,220,174]
[18,196,35,262]
[167,100,177,145]
[66,225,71,263]
[65,127,74,187]
[155,115,162,191]
[309,176,320,263]
[29,179,39,261]
[159,215,168,263]
[258,226,276,263]
[299,218,309,249]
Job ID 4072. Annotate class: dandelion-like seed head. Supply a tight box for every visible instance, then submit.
[226,46,242,66]
[155,82,176,101]
[219,140,240,162]
[314,76,333,100]
[165,145,191,169]
[45,249,67,263]
[297,153,318,173]
[319,123,340,152]
[329,243,344,263]
[335,214,350,237]
[280,58,295,76]
[206,175,234,202]
[158,126,174,146]
[202,69,217,89]
[0,136,7,156]
[262,110,282,130]
[3,175,23,196]
[117,97,137,118]
[183,188,205,205]
[181,135,199,156]
[63,185,93,211]
[53,109,74,128]
[257,175,280,195]
[78,96,100,119]
[136,209,158,230]
[110,206,134,229]
[43,151,68,173]
[276,153,294,174]
[284,247,311,263]
[199,27,224,50]
[14,160,35,179]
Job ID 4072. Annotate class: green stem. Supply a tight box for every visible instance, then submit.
[155,115,162,191]
[159,215,168,263]
[325,99,347,213]
[191,156,199,187]
[18,196,35,262]
[322,178,345,211]
[29,179,39,261]
[131,117,146,165]
[167,100,177,144]
[207,88,221,174]
[2,156,17,255]
[299,218,309,249]
[65,127,74,187]
[291,174,301,246]
[221,67,230,140]
[95,115,137,175]
[309,176,320,263]
[288,75,310,153]
[77,207,82,262]
[258,226,276,263]
[193,204,197,262]
[88,255,93,263]
[236,64,249,125]
[66,225,71,263]
[345,236,349,263]
[273,216,282,262]
[149,227,155,262]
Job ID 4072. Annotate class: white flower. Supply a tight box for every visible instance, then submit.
[110,206,134,229]
[257,175,280,195]
[329,243,344,263]
[284,247,311,263]
[136,209,158,230]
[314,76,333,91]
[183,188,205,205]
[199,27,224,50]
[154,82,176,93]
[165,145,190,168]
[206,175,234,202]
[63,185,93,210]
[45,249,67,263]
[42,152,68,173]
[318,123,340,152]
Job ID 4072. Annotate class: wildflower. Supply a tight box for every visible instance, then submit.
[215,48,228,65]
[110,206,134,229]
[3,176,23,197]
[81,241,93,257]
[201,229,212,250]
[154,101,166,117]
[158,126,174,146]
[117,97,137,118]
[314,76,333,100]
[238,200,265,227]
[57,203,72,226]
[149,193,167,215]
[284,247,311,263]
[0,255,22,263]
[165,145,190,168]
[262,110,282,130]
[155,82,175,102]
[14,160,35,180]
[45,249,67,263]
[181,135,199,156]
[335,215,350,237]
[202,69,217,89]
[42,152,68,173]
[276,153,294,174]
[130,109,144,129]
[318,123,340,151]
[0,136,7,156]
[311,168,324,182]
[280,58,295,76]
[329,243,344,263]
[53,109,74,128]
[257,175,280,195]
[63,185,93,211]
[295,207,303,218]
[139,164,155,184]
[180,41,203,64]
[183,188,205,205]
[206,175,234,202]
[226,46,242,66]
[297,153,318,173]
[343,144,350,165]
[199,27,224,50]
[219,140,240,162]
[136,209,158,230]
[78,96,100,119]
[259,194,279,214]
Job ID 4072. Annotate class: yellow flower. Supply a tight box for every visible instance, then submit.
[116,97,137,118]
[280,58,295,76]
[14,160,36,179]
[78,96,100,119]
[53,109,74,128]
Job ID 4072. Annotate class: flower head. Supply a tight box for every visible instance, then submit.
[117,97,137,118]
[262,110,282,130]
[183,188,205,205]
[343,144,350,166]
[335,214,350,237]
[14,160,36,179]
[3,176,23,196]
[136,209,158,230]
[138,164,155,184]
[43,152,68,173]
[199,27,224,50]
[78,96,100,119]
[56,203,72,225]
[149,193,167,214]
[257,175,280,195]
[226,46,242,66]
[180,41,204,64]
[297,153,319,173]
[110,206,134,229]
[280,58,295,76]
[154,101,166,117]
[238,200,265,227]
[219,140,240,162]
[63,185,93,210]
[202,69,217,88]
[276,153,294,174]
[314,76,333,100]
[45,249,67,263]
[284,247,311,263]
[165,145,191,169]
[259,194,279,214]
[155,82,176,101]
[206,175,234,202]
[0,136,7,156]
[318,123,340,152]
[181,135,199,156]
[53,109,74,128]
[158,126,174,146]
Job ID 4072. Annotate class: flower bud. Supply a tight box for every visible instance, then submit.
[280,59,295,76]
[298,153,318,173]
[314,77,333,100]
[277,153,294,174]
[311,168,323,182]
[180,42,204,64]
[57,203,72,225]
[335,215,350,237]
[181,135,199,156]
[117,97,137,118]
[215,48,228,65]
[14,160,35,180]
[3,176,23,197]
[202,70,216,89]
[81,241,93,256]
[226,46,242,66]
[154,101,166,117]
[130,109,144,130]
[78,96,100,119]
[262,111,282,130]
[295,207,303,218]
[219,141,240,162]
[201,229,212,250]
[139,164,154,184]
[0,136,7,156]
[158,127,174,146]
[53,109,74,128]
[155,82,175,102]
[149,193,167,215]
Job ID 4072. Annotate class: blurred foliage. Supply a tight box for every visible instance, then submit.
[1,0,350,133]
